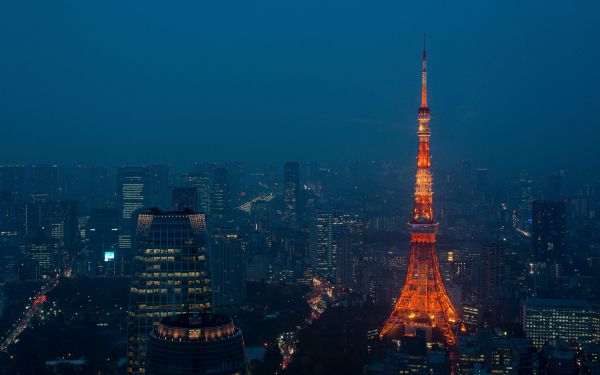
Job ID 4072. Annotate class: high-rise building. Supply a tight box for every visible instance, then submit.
[117,167,146,224]
[22,237,58,278]
[145,164,170,209]
[531,200,567,261]
[145,313,247,375]
[474,168,489,206]
[283,162,300,225]
[380,45,460,346]
[521,298,598,349]
[50,200,79,268]
[117,166,147,276]
[127,209,211,374]
[182,172,210,214]
[172,187,197,212]
[29,164,58,200]
[209,229,246,313]
[89,166,113,209]
[517,171,533,230]
[475,244,503,300]
[20,198,54,239]
[0,165,25,234]
[334,214,363,288]
[0,165,25,203]
[85,208,119,276]
[223,162,245,206]
[210,168,229,219]
[310,211,334,280]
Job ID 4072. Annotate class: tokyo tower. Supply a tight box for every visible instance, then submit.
[380,43,460,346]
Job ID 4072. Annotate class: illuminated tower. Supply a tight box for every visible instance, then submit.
[380,43,460,346]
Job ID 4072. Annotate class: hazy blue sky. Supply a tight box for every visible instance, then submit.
[0,1,598,170]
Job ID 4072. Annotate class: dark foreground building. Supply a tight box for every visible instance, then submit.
[145,313,247,375]
[128,209,212,374]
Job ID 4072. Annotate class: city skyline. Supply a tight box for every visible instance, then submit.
[0,2,599,374]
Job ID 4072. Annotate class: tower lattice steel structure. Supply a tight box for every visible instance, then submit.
[380,43,460,346]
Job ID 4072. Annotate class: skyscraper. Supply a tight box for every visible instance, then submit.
[85,208,119,276]
[0,165,25,233]
[145,313,247,375]
[311,211,334,280]
[531,200,567,261]
[145,164,170,209]
[517,171,533,230]
[117,166,146,276]
[210,168,229,219]
[182,172,210,214]
[0,165,25,203]
[475,244,503,300]
[283,162,300,225]
[172,187,197,212]
[127,209,211,374]
[380,45,460,346]
[22,237,58,278]
[117,167,146,224]
[334,214,363,288]
[29,164,58,200]
[209,229,246,313]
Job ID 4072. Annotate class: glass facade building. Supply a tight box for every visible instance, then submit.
[522,298,599,349]
[145,313,246,375]
[127,209,211,374]
[209,229,246,313]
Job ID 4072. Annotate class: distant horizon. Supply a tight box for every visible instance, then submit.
[1,1,598,171]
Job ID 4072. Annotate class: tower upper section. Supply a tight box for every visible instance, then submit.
[413,42,434,227]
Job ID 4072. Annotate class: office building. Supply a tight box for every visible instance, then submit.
[145,313,246,375]
[29,164,59,200]
[117,167,146,224]
[22,238,58,278]
[311,211,334,280]
[0,165,25,204]
[283,162,300,224]
[521,298,598,349]
[517,171,534,230]
[210,168,229,219]
[334,214,363,288]
[475,244,503,300]
[127,209,211,374]
[145,164,170,209]
[182,172,210,214]
[531,201,567,261]
[85,208,119,276]
[210,229,246,313]
[172,187,197,212]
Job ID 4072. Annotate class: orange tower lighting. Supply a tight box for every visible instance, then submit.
[380,42,460,346]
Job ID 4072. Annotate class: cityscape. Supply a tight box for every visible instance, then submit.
[1,2,599,375]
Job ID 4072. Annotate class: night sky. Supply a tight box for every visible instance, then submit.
[0,1,598,170]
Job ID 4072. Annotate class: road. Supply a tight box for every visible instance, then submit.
[278,276,336,369]
[0,277,59,352]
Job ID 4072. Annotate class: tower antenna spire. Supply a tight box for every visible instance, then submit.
[421,35,427,108]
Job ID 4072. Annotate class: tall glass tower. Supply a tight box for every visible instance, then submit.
[127,209,212,374]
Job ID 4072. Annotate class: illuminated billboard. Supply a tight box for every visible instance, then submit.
[104,251,115,262]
